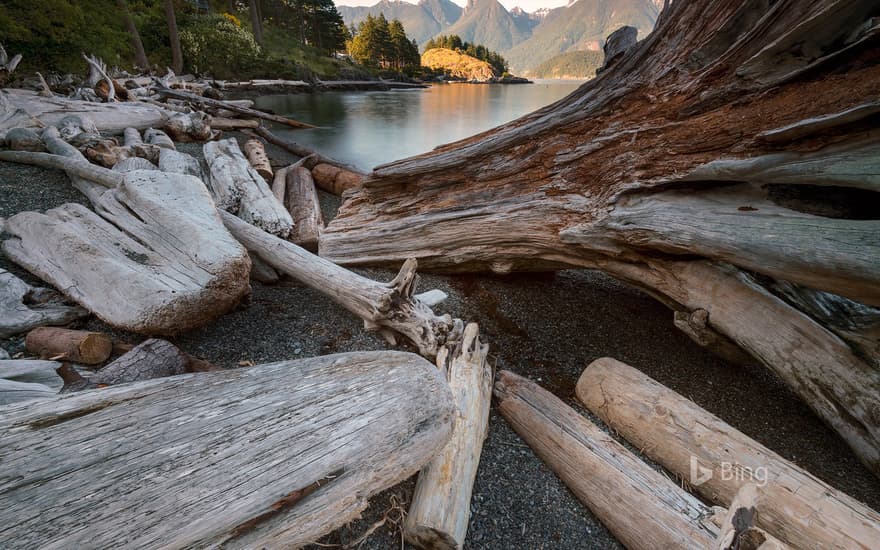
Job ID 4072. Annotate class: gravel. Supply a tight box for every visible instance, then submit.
[1,141,878,549]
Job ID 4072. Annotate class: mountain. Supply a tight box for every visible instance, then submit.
[337,0,462,45]
[505,0,659,74]
[422,47,496,80]
[440,0,534,53]
[530,50,604,79]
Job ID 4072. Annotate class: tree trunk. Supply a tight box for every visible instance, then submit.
[319,0,880,474]
[118,0,150,69]
[25,327,113,365]
[220,211,460,358]
[405,323,492,550]
[165,0,183,74]
[494,370,718,549]
[576,357,880,550]
[285,166,324,250]
[249,0,264,45]
[62,338,189,392]
[0,351,455,549]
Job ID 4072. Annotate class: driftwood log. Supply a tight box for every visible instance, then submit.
[715,484,791,550]
[0,360,63,391]
[0,150,251,335]
[0,351,455,549]
[203,138,293,237]
[252,126,366,182]
[285,166,324,250]
[405,323,492,550]
[576,357,880,550]
[153,82,315,129]
[25,327,112,364]
[61,338,189,392]
[0,268,87,338]
[244,138,273,180]
[495,370,718,549]
[319,1,880,475]
[221,211,460,357]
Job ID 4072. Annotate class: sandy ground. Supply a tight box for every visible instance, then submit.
[1,140,878,549]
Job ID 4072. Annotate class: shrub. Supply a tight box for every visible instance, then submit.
[179,14,261,78]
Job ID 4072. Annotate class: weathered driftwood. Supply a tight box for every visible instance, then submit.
[62,338,189,392]
[0,379,55,405]
[0,44,22,81]
[25,327,112,364]
[163,111,213,142]
[252,126,365,178]
[311,163,363,196]
[0,89,171,133]
[157,147,203,179]
[286,166,324,250]
[248,251,281,284]
[271,165,288,204]
[0,360,63,391]
[0,152,251,335]
[153,82,315,129]
[113,156,157,172]
[495,370,718,549]
[0,351,455,549]
[405,323,492,550]
[204,138,293,237]
[244,138,273,180]
[715,484,791,550]
[673,309,753,366]
[0,268,87,338]
[576,357,880,550]
[209,116,260,131]
[317,0,880,472]
[6,127,44,151]
[144,127,175,150]
[221,211,460,357]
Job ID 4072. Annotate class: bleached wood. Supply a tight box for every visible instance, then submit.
[204,138,293,237]
[0,268,87,338]
[495,370,718,549]
[576,357,880,550]
[0,360,62,391]
[244,138,273,180]
[144,128,175,150]
[1,164,251,335]
[1,89,171,133]
[157,147,203,179]
[285,166,324,250]
[0,379,55,405]
[0,351,455,549]
[248,252,280,284]
[405,323,492,550]
[673,309,752,366]
[6,127,44,151]
[209,117,259,131]
[592,258,880,476]
[253,126,365,177]
[113,156,157,172]
[271,165,288,204]
[123,127,142,146]
[562,185,880,306]
[221,211,460,357]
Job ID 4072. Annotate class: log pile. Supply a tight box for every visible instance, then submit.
[0,2,878,546]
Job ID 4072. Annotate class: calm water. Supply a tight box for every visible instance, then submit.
[255,80,584,170]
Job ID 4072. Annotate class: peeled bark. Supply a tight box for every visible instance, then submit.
[319,0,880,474]
[495,370,718,549]
[576,357,880,550]
[0,351,455,549]
[244,138,273,180]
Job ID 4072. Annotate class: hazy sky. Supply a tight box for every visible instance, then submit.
[335,0,572,13]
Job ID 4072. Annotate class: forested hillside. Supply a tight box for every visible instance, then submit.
[0,0,350,79]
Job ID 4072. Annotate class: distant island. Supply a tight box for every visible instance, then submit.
[420,35,529,83]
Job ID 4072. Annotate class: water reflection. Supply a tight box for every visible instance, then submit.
[255,80,584,170]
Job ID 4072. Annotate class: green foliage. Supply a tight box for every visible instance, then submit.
[425,34,507,75]
[530,50,604,79]
[347,14,419,72]
[179,14,262,78]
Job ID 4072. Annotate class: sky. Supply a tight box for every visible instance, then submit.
[334,0,572,13]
